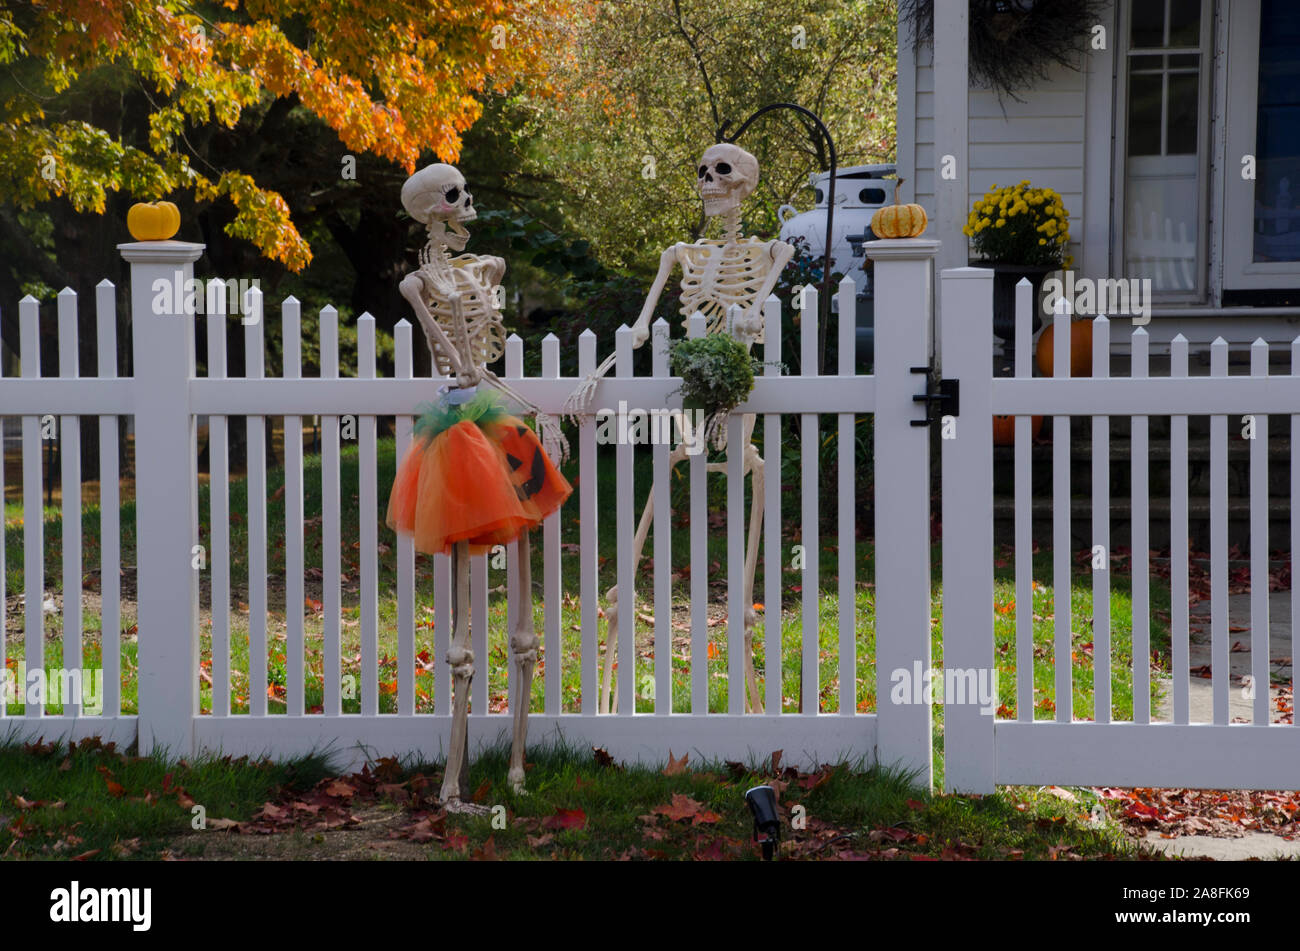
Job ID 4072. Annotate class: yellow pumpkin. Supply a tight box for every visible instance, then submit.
[992,414,1044,446]
[1035,320,1093,377]
[870,177,928,238]
[127,201,181,241]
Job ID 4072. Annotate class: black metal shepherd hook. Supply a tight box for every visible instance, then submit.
[717,103,837,366]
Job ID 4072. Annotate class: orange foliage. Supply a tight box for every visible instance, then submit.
[3,0,578,269]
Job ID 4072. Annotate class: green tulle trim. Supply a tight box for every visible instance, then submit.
[412,389,513,442]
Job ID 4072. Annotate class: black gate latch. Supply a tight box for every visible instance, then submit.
[910,365,959,428]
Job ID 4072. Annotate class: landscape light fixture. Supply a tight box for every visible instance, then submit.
[744,784,781,861]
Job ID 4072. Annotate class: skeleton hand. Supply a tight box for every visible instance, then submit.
[562,373,600,425]
[481,370,571,465]
[732,310,762,344]
[534,412,570,465]
[561,321,653,425]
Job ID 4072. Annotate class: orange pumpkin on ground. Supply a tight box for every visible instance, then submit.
[1035,319,1093,377]
[993,414,1044,446]
[127,201,181,241]
[870,177,928,238]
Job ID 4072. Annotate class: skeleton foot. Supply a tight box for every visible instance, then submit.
[443,798,491,816]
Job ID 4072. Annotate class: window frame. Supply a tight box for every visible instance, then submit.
[1111,0,1215,303]
[1221,0,1300,291]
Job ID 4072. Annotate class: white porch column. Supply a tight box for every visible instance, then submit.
[866,237,940,789]
[119,240,204,758]
[933,3,969,278]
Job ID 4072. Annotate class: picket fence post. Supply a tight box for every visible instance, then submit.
[119,239,204,757]
[865,238,940,789]
[938,266,996,793]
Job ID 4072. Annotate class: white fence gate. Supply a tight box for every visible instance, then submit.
[0,237,937,779]
[941,270,1300,793]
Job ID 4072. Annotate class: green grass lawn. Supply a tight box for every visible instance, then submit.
[3,434,1172,729]
[0,735,1147,861]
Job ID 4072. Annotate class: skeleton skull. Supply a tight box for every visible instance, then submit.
[696,143,759,217]
[401,163,477,251]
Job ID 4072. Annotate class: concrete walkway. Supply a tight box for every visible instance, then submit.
[1142,590,1296,859]
[1154,590,1294,725]
[1143,831,1300,860]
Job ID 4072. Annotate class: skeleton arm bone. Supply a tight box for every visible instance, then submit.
[446,293,483,388]
[562,244,680,423]
[733,240,796,345]
[480,368,570,464]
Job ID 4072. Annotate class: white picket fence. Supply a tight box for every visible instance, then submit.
[0,239,936,778]
[941,270,1300,793]
[5,235,1297,792]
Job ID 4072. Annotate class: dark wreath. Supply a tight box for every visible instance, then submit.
[898,0,1108,102]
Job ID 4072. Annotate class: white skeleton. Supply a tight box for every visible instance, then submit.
[398,163,567,807]
[563,143,794,714]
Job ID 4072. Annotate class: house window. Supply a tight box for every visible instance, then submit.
[1251,0,1300,263]
[1119,0,1209,296]
[1222,0,1300,292]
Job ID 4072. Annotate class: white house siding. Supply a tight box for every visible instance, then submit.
[911,45,1089,271]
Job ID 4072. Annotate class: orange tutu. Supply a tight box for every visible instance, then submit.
[386,414,571,556]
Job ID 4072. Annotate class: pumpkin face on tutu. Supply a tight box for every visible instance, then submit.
[386,391,571,557]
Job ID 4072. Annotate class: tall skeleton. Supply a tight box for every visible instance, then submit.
[564,144,794,713]
[398,163,567,805]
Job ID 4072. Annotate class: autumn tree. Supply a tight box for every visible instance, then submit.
[518,0,898,273]
[1,0,572,271]
[0,0,574,471]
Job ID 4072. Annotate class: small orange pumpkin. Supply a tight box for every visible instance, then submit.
[870,177,927,238]
[127,200,181,241]
[993,414,1044,446]
[1035,320,1093,377]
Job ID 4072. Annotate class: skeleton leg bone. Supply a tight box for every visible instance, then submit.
[742,435,765,714]
[601,424,769,715]
[699,414,763,713]
[600,442,692,713]
[441,540,475,806]
[508,532,538,793]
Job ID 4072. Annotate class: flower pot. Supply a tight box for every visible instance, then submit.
[970,262,1055,369]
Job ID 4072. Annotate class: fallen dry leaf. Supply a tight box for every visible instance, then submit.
[662,750,689,776]
[541,808,587,831]
[323,779,355,798]
[651,794,718,825]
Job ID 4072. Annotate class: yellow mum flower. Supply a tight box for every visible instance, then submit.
[995,218,1006,227]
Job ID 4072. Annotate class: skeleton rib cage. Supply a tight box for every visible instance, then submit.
[677,237,775,340]
[415,252,507,377]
